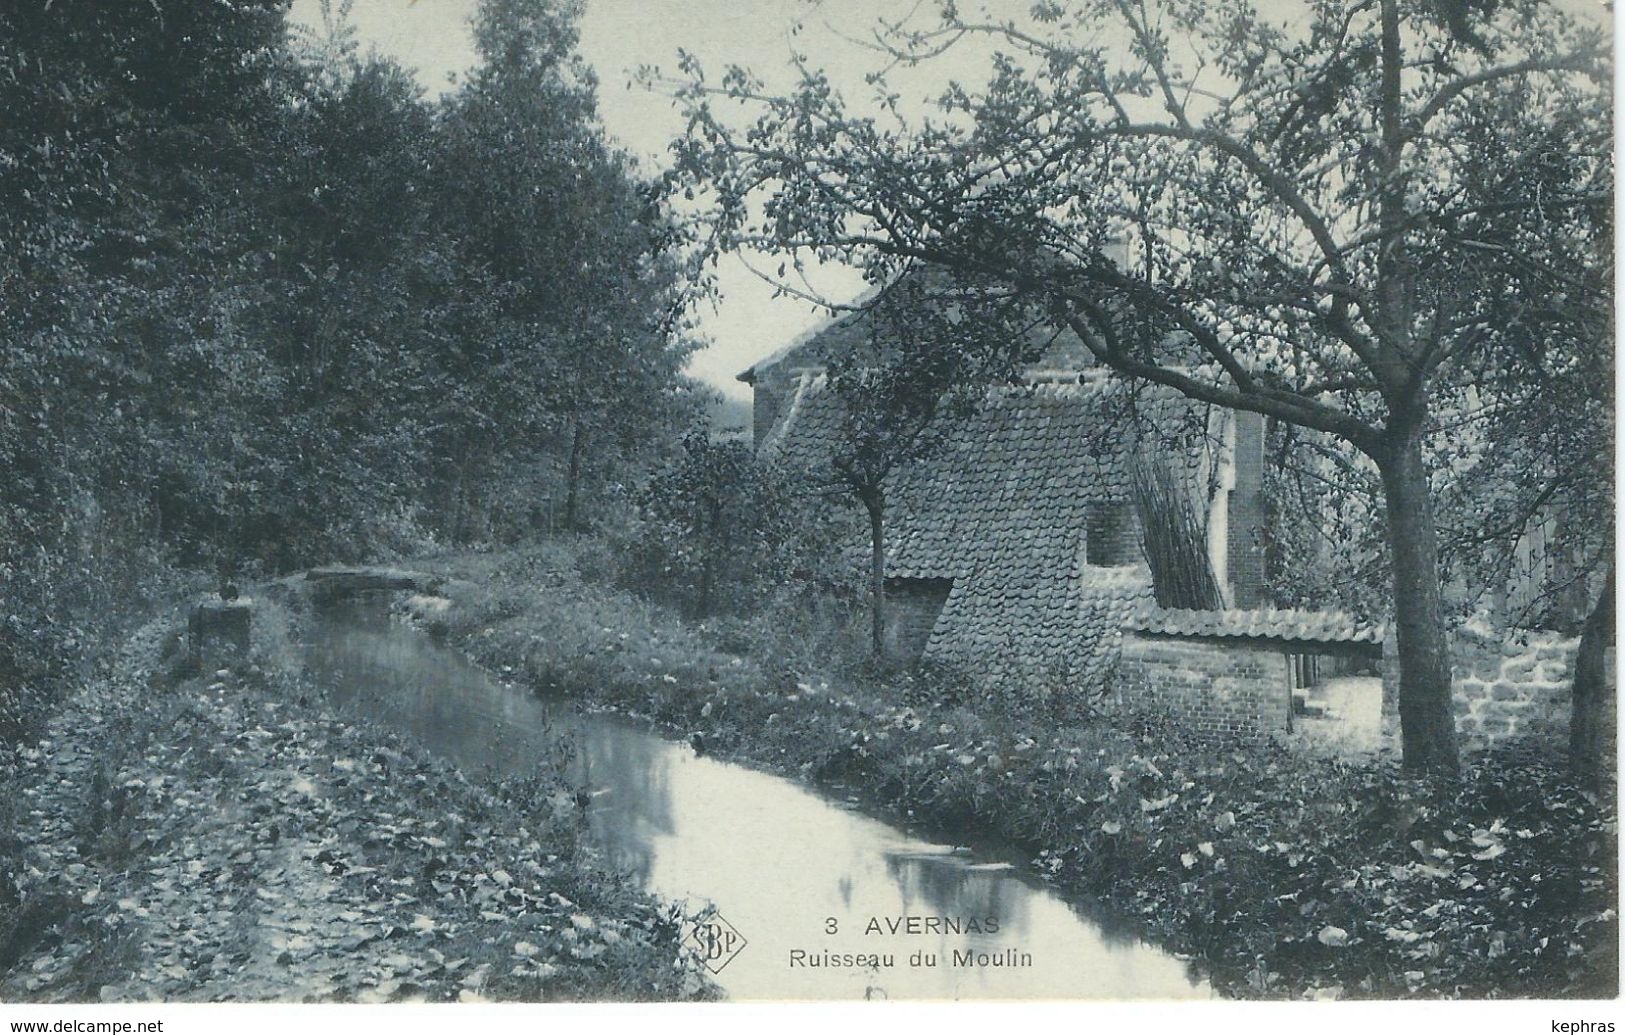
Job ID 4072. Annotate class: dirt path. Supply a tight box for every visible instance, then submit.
[0,610,708,1003]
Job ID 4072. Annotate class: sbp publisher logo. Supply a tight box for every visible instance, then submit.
[685,911,748,974]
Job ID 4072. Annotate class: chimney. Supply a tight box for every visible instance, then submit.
[1225,409,1268,608]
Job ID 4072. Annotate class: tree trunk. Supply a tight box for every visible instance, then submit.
[1368,0,1457,774]
[1570,563,1615,787]
[698,498,722,618]
[449,443,470,543]
[697,546,715,618]
[863,492,887,660]
[1377,426,1459,773]
[564,418,587,531]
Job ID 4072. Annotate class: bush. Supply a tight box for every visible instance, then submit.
[419,541,1618,1000]
[621,432,852,618]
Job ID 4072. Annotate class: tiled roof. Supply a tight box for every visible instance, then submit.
[737,286,886,384]
[739,270,1092,385]
[1126,607,1385,645]
[769,377,1210,574]
[888,381,1206,580]
[764,373,1218,683]
[928,567,1155,687]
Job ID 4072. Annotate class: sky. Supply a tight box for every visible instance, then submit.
[287,0,1613,401]
[288,0,962,401]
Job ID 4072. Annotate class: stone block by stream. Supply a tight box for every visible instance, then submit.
[189,599,252,665]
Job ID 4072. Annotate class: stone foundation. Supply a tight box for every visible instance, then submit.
[1381,621,1579,752]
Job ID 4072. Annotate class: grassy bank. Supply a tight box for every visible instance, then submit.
[412,540,1619,1001]
[0,586,711,1003]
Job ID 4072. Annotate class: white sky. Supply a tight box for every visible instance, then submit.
[288,0,1612,402]
[289,0,953,401]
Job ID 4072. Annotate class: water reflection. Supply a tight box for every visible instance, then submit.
[302,606,1210,1001]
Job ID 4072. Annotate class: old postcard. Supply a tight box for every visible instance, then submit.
[0,0,1615,1030]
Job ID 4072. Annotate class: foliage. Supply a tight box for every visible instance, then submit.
[428,0,702,536]
[422,542,1618,999]
[1,0,696,742]
[1431,283,1613,631]
[1264,328,1613,630]
[0,0,293,739]
[656,0,1613,771]
[1260,422,1392,619]
[811,271,1050,656]
[625,431,849,616]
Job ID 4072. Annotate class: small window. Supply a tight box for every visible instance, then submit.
[1087,503,1137,567]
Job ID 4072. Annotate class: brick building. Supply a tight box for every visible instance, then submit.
[1119,607,1384,744]
[740,277,1604,754]
[739,300,1269,690]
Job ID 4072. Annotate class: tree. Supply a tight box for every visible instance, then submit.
[796,273,1042,658]
[428,0,699,538]
[661,0,1611,772]
[1436,276,1613,782]
[633,431,837,616]
[1266,196,1613,770]
[0,0,702,745]
[0,0,300,736]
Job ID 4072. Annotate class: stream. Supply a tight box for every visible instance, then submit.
[301,603,1210,1001]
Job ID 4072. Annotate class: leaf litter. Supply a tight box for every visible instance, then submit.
[0,609,711,1003]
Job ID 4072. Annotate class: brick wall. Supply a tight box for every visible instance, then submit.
[1381,621,1579,752]
[1117,632,1290,741]
[1225,411,1267,607]
[884,578,952,664]
[1087,503,1141,568]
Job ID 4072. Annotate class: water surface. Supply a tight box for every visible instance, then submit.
[302,605,1210,1001]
